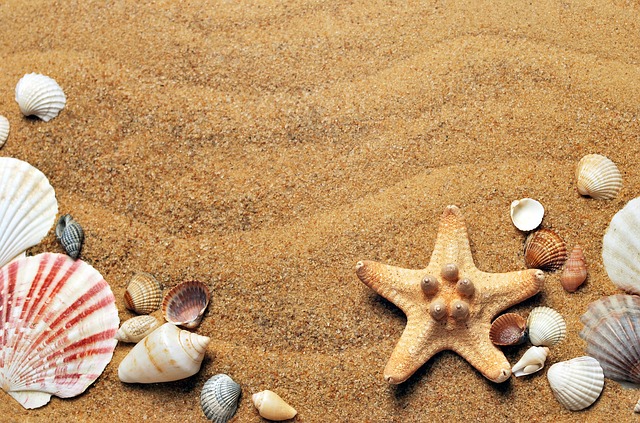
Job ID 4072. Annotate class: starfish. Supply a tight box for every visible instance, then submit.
[356,205,544,384]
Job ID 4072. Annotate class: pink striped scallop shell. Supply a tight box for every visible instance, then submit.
[162,280,210,329]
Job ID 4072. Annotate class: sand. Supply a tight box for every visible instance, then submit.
[1,0,640,421]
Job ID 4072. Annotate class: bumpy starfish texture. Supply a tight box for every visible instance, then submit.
[356,205,544,384]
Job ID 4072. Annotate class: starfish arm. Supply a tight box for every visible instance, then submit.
[478,269,545,317]
[355,260,424,314]
[428,205,476,269]
[452,329,512,383]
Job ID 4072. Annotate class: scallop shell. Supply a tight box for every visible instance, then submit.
[527,306,566,347]
[124,272,163,314]
[252,390,297,421]
[602,197,640,295]
[560,245,587,292]
[489,313,527,346]
[0,115,9,148]
[0,253,119,409]
[547,356,604,411]
[118,322,210,383]
[523,229,567,271]
[55,214,85,259]
[15,73,66,122]
[201,374,242,423]
[576,154,622,200]
[580,294,640,384]
[115,315,162,343]
[512,346,549,377]
[162,280,210,329]
[510,198,544,232]
[0,157,58,268]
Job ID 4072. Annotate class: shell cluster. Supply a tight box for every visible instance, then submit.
[124,272,164,314]
[162,280,210,328]
[576,154,622,200]
[15,73,66,121]
[510,198,544,232]
[201,374,242,423]
[55,214,85,259]
[602,197,640,295]
[547,356,604,411]
[523,229,567,271]
[0,114,9,148]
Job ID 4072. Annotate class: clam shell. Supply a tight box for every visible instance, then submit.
[512,346,549,377]
[162,280,210,329]
[602,197,640,295]
[576,154,622,200]
[0,253,119,409]
[15,73,66,122]
[510,198,544,232]
[547,356,604,411]
[524,229,567,271]
[124,272,163,314]
[55,214,85,259]
[560,245,587,292]
[489,313,527,346]
[527,306,566,347]
[252,390,297,421]
[201,374,241,423]
[118,323,210,383]
[115,315,162,343]
[0,115,9,148]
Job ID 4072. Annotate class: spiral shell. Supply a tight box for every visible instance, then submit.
[252,390,297,421]
[0,115,9,148]
[512,346,549,377]
[55,214,84,259]
[162,280,210,329]
[576,154,622,200]
[489,313,527,346]
[602,197,640,295]
[560,245,587,292]
[15,73,66,121]
[527,306,566,347]
[510,198,544,232]
[523,229,567,271]
[547,356,604,411]
[115,315,162,343]
[124,272,163,314]
[201,374,242,423]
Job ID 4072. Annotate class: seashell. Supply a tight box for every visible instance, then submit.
[15,73,66,122]
[510,198,544,232]
[201,374,242,423]
[489,313,527,346]
[576,154,622,200]
[0,115,9,148]
[512,346,549,377]
[527,306,566,347]
[118,322,210,383]
[0,157,58,268]
[560,245,587,292]
[55,214,85,259]
[252,390,297,421]
[580,294,640,384]
[115,315,162,343]
[602,197,640,295]
[124,272,163,314]
[162,280,210,328]
[0,253,119,409]
[547,356,604,411]
[523,229,567,271]
[635,398,640,413]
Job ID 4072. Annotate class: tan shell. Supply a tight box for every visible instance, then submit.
[115,315,162,343]
[489,313,527,346]
[576,154,622,200]
[162,280,210,329]
[124,272,163,314]
[252,390,297,421]
[524,229,567,271]
[560,245,587,292]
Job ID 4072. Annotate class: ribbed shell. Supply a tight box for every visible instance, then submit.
[162,280,210,329]
[524,229,567,271]
[489,313,527,346]
[512,346,549,377]
[15,73,66,122]
[576,154,622,200]
[0,115,9,148]
[527,306,566,347]
[580,294,640,384]
[547,356,604,411]
[0,253,119,409]
[560,245,587,292]
[510,198,544,232]
[124,272,163,314]
[115,315,162,343]
[201,374,242,423]
[55,214,84,259]
[602,197,640,295]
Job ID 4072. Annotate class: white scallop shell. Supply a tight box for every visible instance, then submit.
[512,346,549,377]
[602,197,640,295]
[252,390,297,421]
[527,306,566,347]
[201,374,242,423]
[510,198,544,231]
[118,322,210,383]
[0,253,119,409]
[115,315,162,343]
[0,115,9,148]
[547,356,604,411]
[576,154,622,200]
[0,157,58,268]
[15,73,66,122]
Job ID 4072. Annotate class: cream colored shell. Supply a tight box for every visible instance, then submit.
[252,390,297,421]
[510,198,544,232]
[602,197,640,295]
[547,356,604,411]
[115,315,161,343]
[512,346,549,377]
[0,115,9,148]
[576,154,622,200]
[527,306,566,347]
[15,73,66,121]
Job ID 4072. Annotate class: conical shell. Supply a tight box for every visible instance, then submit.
[252,390,297,421]
[510,198,544,232]
[118,323,210,383]
[0,115,9,148]
[115,315,162,343]
[602,197,640,295]
[576,154,622,200]
[15,73,66,122]
[162,280,210,328]
[0,253,119,409]
[560,245,587,292]
[0,157,58,268]
[201,374,242,423]
[580,294,640,384]
[124,272,163,314]
[489,313,527,346]
[527,306,566,347]
[512,346,549,377]
[547,356,604,411]
[524,229,567,271]
[55,214,85,259]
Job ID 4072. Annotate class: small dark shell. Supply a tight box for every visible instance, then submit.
[162,280,210,329]
[489,313,527,346]
[524,229,567,271]
[55,214,84,259]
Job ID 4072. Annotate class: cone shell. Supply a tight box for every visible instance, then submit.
[512,346,549,377]
[576,154,622,200]
[524,229,567,271]
[527,306,566,347]
[602,197,640,295]
[115,315,162,343]
[560,245,587,292]
[0,253,119,409]
[162,280,210,329]
[0,115,9,148]
[252,390,297,421]
[124,272,163,314]
[489,313,527,346]
[201,374,242,423]
[510,198,544,232]
[15,73,66,122]
[55,214,85,259]
[547,356,604,411]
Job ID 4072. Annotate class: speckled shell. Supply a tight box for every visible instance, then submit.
[489,313,527,346]
[524,229,567,271]
[510,198,544,232]
[560,245,587,292]
[547,356,604,411]
[576,154,622,200]
[201,374,242,423]
[602,197,640,295]
[15,73,66,122]
[124,272,163,314]
[115,315,162,343]
[162,280,210,329]
[0,115,9,148]
[55,214,84,259]
[512,346,549,377]
[252,390,297,421]
[527,306,566,347]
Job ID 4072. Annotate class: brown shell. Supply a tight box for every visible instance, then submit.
[489,313,527,346]
[524,229,567,271]
[162,280,210,329]
[124,272,163,314]
[560,245,588,292]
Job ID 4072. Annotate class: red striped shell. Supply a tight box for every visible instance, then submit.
[162,280,210,329]
[524,229,567,271]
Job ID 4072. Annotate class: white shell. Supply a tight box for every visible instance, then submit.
[602,197,640,295]
[576,154,622,200]
[0,115,9,148]
[115,315,162,343]
[512,346,549,377]
[0,157,58,268]
[635,398,640,413]
[252,390,297,421]
[510,198,544,231]
[527,306,566,347]
[15,73,66,122]
[547,356,604,411]
[118,323,210,383]
[0,253,119,409]
[201,374,242,423]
